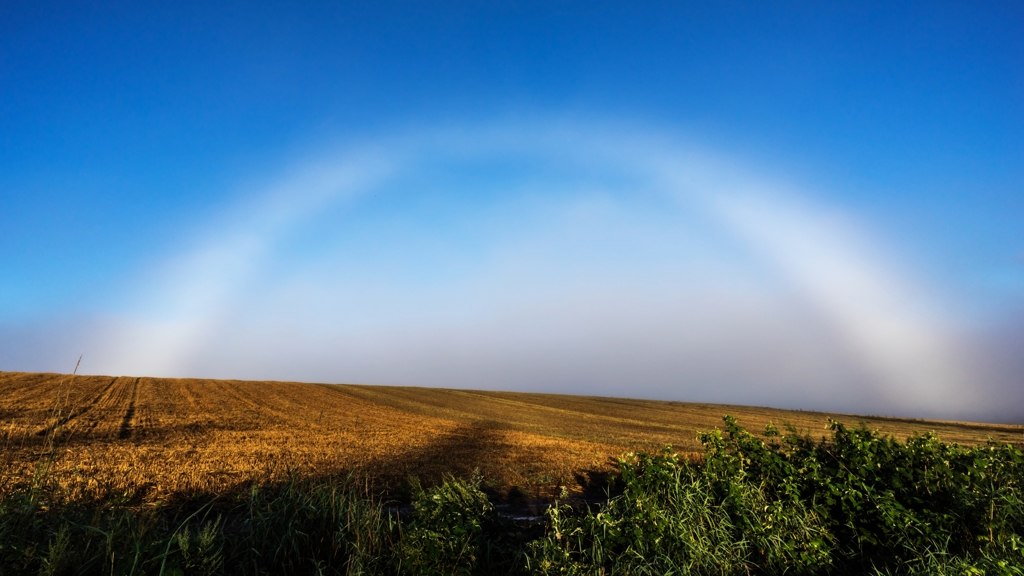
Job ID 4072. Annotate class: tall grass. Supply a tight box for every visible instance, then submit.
[1,416,1021,575]
[0,474,398,575]
[31,357,80,494]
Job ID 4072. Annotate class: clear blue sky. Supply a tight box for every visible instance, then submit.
[2,1,1022,421]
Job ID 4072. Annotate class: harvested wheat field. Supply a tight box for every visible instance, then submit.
[2,370,1021,503]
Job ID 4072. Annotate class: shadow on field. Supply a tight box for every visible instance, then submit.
[355,421,513,488]
[351,421,619,503]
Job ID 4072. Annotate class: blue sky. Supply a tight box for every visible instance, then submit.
[2,1,1023,422]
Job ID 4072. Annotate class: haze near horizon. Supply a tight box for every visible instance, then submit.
[2,2,1022,422]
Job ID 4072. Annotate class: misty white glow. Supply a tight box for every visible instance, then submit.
[6,123,1014,420]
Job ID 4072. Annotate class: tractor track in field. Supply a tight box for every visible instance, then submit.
[35,376,119,437]
[118,377,141,440]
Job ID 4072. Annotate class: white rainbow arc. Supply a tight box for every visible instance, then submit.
[95,122,965,416]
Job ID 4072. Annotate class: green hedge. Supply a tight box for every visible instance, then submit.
[529,417,1024,575]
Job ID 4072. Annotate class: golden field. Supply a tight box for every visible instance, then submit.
[2,370,1021,502]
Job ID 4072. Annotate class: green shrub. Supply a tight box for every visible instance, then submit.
[527,447,831,575]
[528,416,1024,575]
[401,472,521,575]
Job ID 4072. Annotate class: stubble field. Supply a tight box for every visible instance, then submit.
[2,370,1021,503]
